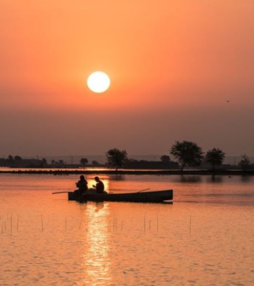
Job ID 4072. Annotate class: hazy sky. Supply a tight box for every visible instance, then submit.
[1,0,254,157]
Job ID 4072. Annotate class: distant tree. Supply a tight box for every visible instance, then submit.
[106,148,128,171]
[14,155,22,160]
[58,159,65,166]
[42,158,47,166]
[160,155,170,162]
[51,160,55,165]
[206,148,225,171]
[80,158,88,166]
[92,160,99,165]
[8,155,13,160]
[128,158,138,163]
[238,154,251,172]
[170,141,203,171]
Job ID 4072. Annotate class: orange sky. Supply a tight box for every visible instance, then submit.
[0,0,254,156]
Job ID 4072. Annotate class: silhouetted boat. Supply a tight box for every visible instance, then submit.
[68,189,173,203]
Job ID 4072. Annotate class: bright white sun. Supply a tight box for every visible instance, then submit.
[87,71,110,93]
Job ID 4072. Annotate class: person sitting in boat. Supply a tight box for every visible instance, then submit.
[75,175,88,195]
[92,176,105,193]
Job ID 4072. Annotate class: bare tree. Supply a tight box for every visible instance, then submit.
[238,154,251,172]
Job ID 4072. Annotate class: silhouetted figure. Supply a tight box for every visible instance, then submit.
[75,175,88,196]
[92,176,105,193]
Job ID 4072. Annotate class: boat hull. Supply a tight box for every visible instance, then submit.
[68,190,173,203]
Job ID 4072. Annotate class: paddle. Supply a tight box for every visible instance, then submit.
[137,188,150,193]
[52,191,71,195]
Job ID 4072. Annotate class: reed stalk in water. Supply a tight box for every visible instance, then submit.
[79,219,83,230]
[41,215,44,231]
[113,217,117,230]
[144,214,146,232]
[17,215,19,232]
[10,215,12,235]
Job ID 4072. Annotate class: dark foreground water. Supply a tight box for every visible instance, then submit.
[0,174,254,285]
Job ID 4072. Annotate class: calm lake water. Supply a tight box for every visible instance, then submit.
[1,174,254,285]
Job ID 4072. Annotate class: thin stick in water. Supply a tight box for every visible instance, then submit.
[17,215,19,232]
[115,218,117,230]
[41,215,44,231]
[79,219,83,230]
[10,215,12,235]
[113,217,117,230]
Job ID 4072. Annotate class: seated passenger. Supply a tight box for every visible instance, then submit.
[75,175,88,195]
[92,176,105,193]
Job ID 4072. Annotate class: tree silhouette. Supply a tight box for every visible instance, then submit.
[42,158,47,166]
[160,155,170,162]
[206,148,225,171]
[14,155,22,160]
[80,158,88,166]
[106,148,128,171]
[238,154,251,172]
[170,141,203,171]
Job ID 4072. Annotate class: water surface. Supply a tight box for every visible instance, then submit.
[1,174,254,285]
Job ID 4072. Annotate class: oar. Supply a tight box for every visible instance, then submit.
[137,188,150,193]
[52,191,71,195]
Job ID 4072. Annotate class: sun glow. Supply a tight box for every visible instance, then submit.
[87,71,111,93]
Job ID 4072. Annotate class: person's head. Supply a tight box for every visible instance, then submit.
[80,175,85,181]
[94,176,100,182]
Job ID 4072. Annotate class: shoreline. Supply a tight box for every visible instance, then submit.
[0,169,254,176]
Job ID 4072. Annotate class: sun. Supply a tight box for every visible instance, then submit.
[87,71,110,93]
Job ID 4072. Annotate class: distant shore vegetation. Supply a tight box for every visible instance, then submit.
[0,141,253,173]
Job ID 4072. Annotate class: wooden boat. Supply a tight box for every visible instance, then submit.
[68,189,173,203]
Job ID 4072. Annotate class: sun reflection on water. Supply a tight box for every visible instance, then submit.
[82,202,112,285]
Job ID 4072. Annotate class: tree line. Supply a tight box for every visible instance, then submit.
[105,141,253,172]
[3,141,253,171]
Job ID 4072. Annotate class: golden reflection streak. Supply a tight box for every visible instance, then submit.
[81,178,112,285]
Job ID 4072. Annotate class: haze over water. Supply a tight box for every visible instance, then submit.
[1,174,254,285]
[1,1,254,157]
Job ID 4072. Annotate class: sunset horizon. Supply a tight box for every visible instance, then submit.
[1,0,254,157]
